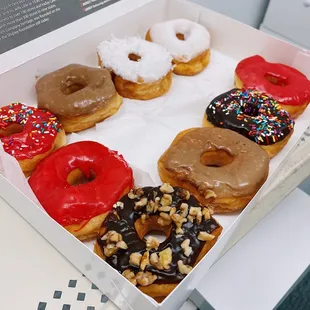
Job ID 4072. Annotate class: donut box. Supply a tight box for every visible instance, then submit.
[0,0,310,309]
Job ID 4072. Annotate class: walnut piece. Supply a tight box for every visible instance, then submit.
[146,236,160,250]
[159,212,171,221]
[116,241,128,250]
[181,239,193,257]
[180,203,189,217]
[141,213,148,224]
[140,251,150,271]
[169,207,176,216]
[136,271,157,286]
[198,231,215,241]
[129,252,142,266]
[177,188,190,200]
[159,248,172,270]
[202,208,211,220]
[113,201,124,209]
[101,230,122,243]
[135,197,148,210]
[150,253,164,270]
[160,194,173,207]
[157,217,172,226]
[104,244,118,257]
[122,269,137,286]
[177,260,193,275]
[204,190,217,200]
[128,188,144,199]
[160,183,174,194]
[189,207,202,224]
[158,206,172,212]
[171,213,187,232]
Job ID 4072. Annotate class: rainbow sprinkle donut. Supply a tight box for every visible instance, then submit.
[203,89,294,158]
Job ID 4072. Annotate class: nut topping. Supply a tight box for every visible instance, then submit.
[113,201,124,209]
[122,269,137,286]
[202,208,211,220]
[136,271,157,286]
[101,230,122,243]
[181,239,193,257]
[104,244,118,257]
[169,206,176,216]
[159,212,171,221]
[160,183,174,194]
[140,213,148,224]
[135,197,148,210]
[129,252,142,266]
[160,194,172,207]
[116,241,128,250]
[171,213,187,229]
[189,207,203,224]
[180,203,189,217]
[157,217,172,227]
[150,253,164,270]
[146,236,160,250]
[159,248,172,270]
[176,227,184,235]
[140,251,150,271]
[177,188,190,200]
[204,190,217,200]
[177,260,193,275]
[158,206,172,212]
[198,231,215,241]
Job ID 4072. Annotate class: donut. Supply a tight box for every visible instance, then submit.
[28,141,133,240]
[146,19,211,76]
[97,37,173,100]
[203,89,295,158]
[235,55,310,118]
[0,102,65,176]
[36,64,122,133]
[158,127,270,213]
[94,184,222,301]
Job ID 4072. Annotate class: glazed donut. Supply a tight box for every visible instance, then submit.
[0,102,65,176]
[94,184,222,301]
[158,127,270,213]
[97,37,173,100]
[29,141,133,240]
[203,89,295,158]
[36,64,122,133]
[235,55,310,118]
[146,19,211,76]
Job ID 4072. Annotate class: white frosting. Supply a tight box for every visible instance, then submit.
[97,37,173,83]
[149,19,211,63]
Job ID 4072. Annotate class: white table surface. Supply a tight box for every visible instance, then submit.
[1,188,309,310]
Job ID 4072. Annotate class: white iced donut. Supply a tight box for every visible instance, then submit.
[146,19,211,76]
[97,37,173,100]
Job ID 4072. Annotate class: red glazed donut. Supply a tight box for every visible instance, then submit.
[235,55,310,118]
[0,102,65,176]
[29,141,133,240]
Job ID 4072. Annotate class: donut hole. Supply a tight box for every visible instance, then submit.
[176,33,185,41]
[200,150,233,167]
[0,124,23,136]
[135,216,171,242]
[67,168,96,186]
[128,53,141,62]
[264,73,288,87]
[61,76,87,95]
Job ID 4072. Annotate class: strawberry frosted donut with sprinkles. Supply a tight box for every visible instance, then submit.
[0,103,66,175]
[203,89,294,158]
[97,37,173,100]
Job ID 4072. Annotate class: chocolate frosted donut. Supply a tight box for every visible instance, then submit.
[94,184,222,300]
[203,89,294,157]
[36,64,122,133]
[158,127,270,213]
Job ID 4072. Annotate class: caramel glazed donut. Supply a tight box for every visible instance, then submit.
[97,37,173,100]
[146,19,211,76]
[36,64,122,133]
[158,127,270,213]
[94,184,222,301]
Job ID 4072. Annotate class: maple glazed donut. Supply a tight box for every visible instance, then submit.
[146,19,211,76]
[203,89,295,158]
[97,37,173,100]
[36,64,122,133]
[94,184,222,301]
[235,55,310,118]
[0,102,65,176]
[158,127,270,213]
[29,141,133,240]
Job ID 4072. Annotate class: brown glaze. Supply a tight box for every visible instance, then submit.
[36,64,116,117]
[160,127,270,199]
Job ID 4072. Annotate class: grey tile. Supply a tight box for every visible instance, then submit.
[101,295,109,303]
[62,305,71,310]
[37,302,47,310]
[68,279,77,288]
[53,290,62,299]
[77,292,86,301]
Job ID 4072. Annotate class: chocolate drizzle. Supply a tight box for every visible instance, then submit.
[206,89,294,145]
[96,186,220,284]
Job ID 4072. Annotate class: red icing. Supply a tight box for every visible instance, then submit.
[0,103,62,160]
[28,141,133,226]
[235,55,310,106]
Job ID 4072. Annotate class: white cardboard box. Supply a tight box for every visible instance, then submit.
[0,0,309,310]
